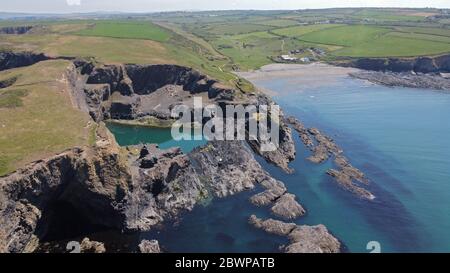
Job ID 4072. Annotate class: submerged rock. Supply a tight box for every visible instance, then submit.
[326,169,374,200]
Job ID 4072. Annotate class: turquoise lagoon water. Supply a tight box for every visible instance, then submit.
[107,123,206,154]
[107,75,450,253]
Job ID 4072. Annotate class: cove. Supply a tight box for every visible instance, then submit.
[107,64,450,252]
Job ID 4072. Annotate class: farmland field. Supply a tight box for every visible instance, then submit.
[76,21,171,42]
[334,34,450,57]
[271,24,343,37]
[298,25,390,46]
[255,19,300,27]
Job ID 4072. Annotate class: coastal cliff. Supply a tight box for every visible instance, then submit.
[70,60,296,172]
[338,55,450,90]
[341,54,450,73]
[0,58,334,253]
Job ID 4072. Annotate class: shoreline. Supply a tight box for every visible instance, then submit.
[239,62,450,92]
[237,63,360,95]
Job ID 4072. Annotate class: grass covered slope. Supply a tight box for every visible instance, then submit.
[0,60,92,176]
[0,20,247,91]
[76,21,171,42]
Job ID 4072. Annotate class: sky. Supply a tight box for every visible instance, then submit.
[0,0,449,14]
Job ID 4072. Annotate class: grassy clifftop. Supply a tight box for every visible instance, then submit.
[0,60,93,176]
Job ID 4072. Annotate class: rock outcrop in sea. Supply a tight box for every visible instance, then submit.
[285,116,374,200]
[138,240,161,253]
[249,215,341,253]
[80,238,106,253]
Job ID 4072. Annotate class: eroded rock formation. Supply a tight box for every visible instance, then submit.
[0,52,50,72]
[138,240,161,253]
[249,215,341,253]
[69,61,296,172]
[286,116,374,200]
[0,126,131,253]
[71,61,236,123]
[0,128,305,253]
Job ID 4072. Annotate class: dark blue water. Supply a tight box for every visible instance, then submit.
[107,73,450,253]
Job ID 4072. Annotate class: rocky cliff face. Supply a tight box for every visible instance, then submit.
[70,61,296,172]
[0,126,132,253]
[0,52,50,72]
[342,54,450,74]
[0,26,33,35]
[72,61,236,122]
[0,132,302,252]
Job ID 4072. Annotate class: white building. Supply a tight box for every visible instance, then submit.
[280,55,297,61]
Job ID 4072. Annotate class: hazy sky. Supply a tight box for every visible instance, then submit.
[1,0,449,13]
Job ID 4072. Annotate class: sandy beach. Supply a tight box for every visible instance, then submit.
[237,63,361,95]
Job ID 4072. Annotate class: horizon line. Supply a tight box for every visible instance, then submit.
[0,6,447,16]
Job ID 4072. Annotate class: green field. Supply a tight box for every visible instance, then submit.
[76,21,171,42]
[389,31,450,44]
[299,25,390,46]
[255,19,300,27]
[202,23,274,36]
[335,34,450,57]
[393,26,450,37]
[271,24,343,37]
[349,9,427,21]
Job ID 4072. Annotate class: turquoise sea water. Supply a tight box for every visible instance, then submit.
[107,75,450,253]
